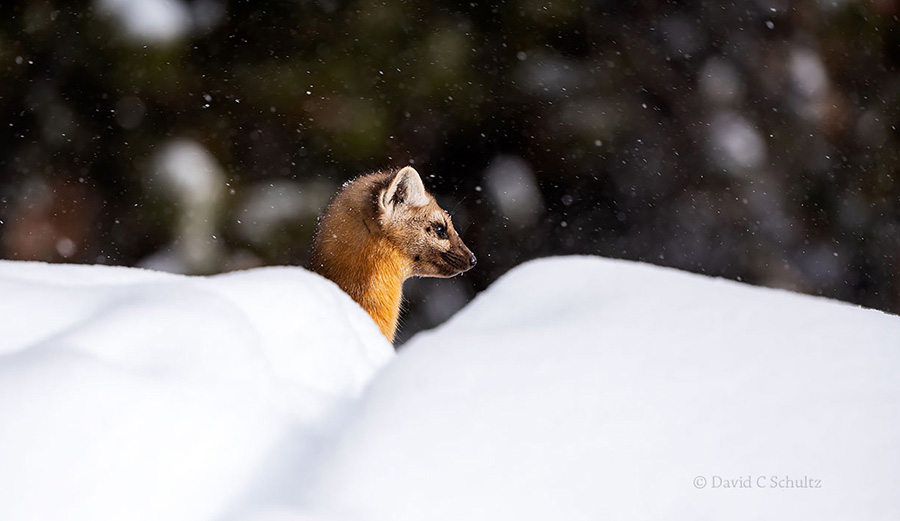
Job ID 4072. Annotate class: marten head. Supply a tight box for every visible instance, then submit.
[377,166,476,278]
[309,166,476,342]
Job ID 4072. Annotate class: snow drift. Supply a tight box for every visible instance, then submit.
[0,261,392,521]
[0,256,898,521]
[299,257,900,520]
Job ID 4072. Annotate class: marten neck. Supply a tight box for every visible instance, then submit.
[310,222,410,343]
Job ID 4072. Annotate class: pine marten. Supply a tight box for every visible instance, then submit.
[309,166,476,343]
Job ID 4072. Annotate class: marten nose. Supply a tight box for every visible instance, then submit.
[469,254,477,267]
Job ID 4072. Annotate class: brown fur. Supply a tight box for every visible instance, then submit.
[309,167,476,342]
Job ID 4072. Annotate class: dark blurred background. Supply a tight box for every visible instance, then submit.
[2,0,899,342]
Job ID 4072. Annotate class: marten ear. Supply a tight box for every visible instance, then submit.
[380,166,429,212]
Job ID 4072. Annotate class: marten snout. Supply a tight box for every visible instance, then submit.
[455,244,476,272]
[434,239,475,277]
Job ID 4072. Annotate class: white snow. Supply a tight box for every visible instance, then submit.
[1,256,898,521]
[140,139,227,274]
[96,0,193,44]
[484,155,545,226]
[699,57,744,106]
[301,257,900,520]
[708,111,767,171]
[0,260,392,521]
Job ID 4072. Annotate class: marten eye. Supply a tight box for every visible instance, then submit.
[433,224,448,239]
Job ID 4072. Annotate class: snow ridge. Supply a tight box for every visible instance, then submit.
[1,257,898,521]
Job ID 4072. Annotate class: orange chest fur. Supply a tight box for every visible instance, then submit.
[327,235,410,342]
